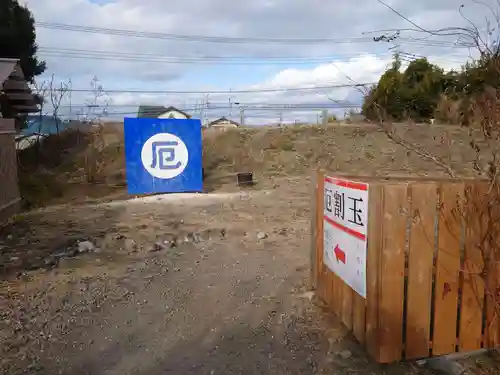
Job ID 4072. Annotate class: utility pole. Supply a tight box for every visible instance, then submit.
[240,108,245,126]
[228,89,233,120]
[196,99,201,121]
[203,93,210,127]
[68,78,72,118]
[322,109,328,126]
[200,97,205,126]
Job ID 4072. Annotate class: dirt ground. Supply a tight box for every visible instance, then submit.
[3,122,500,374]
[0,176,443,375]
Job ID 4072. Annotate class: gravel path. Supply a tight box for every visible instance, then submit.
[0,178,465,375]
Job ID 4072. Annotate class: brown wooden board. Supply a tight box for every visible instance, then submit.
[485,249,500,346]
[405,184,438,359]
[342,283,354,330]
[329,273,336,312]
[432,183,463,356]
[333,273,342,317]
[378,184,409,363]
[315,176,500,361]
[459,183,486,352]
[366,184,384,361]
[485,254,500,348]
[317,172,325,301]
[310,171,318,290]
[484,186,500,348]
[326,267,334,309]
[353,291,366,344]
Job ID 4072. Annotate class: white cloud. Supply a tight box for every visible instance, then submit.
[24,0,494,124]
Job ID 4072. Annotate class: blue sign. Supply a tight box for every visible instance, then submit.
[124,117,202,194]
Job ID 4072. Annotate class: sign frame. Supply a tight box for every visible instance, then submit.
[323,175,369,298]
[124,117,203,195]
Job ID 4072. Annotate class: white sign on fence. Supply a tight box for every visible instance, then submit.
[323,176,369,298]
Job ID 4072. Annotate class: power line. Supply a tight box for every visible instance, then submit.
[59,102,363,111]
[61,105,362,112]
[47,82,374,94]
[58,102,360,108]
[38,47,376,60]
[37,52,376,65]
[38,47,390,64]
[79,106,362,117]
[35,21,469,47]
[37,47,470,65]
[34,22,383,44]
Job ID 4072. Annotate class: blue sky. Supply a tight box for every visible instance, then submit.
[26,0,482,124]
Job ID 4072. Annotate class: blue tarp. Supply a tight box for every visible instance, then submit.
[22,115,72,136]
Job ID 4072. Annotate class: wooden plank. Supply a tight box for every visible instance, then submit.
[322,269,329,306]
[405,184,438,359]
[484,186,500,348]
[433,183,463,356]
[378,184,409,363]
[317,171,326,301]
[320,172,488,184]
[333,273,343,317]
[329,272,336,313]
[309,170,318,290]
[353,291,366,344]
[342,283,354,330]
[485,256,500,348]
[326,267,334,310]
[327,271,334,313]
[459,183,486,352]
[366,184,384,361]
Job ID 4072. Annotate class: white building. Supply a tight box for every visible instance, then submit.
[208,116,240,129]
[137,105,192,119]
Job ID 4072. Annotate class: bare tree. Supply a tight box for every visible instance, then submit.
[30,80,49,149]
[364,0,500,350]
[76,76,111,184]
[48,74,70,134]
[77,76,110,124]
[369,0,500,55]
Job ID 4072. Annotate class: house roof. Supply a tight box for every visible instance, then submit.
[209,116,240,126]
[137,105,191,118]
[0,59,17,84]
[0,58,38,114]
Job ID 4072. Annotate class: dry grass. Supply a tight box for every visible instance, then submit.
[17,126,126,208]
[17,122,483,207]
[203,123,480,184]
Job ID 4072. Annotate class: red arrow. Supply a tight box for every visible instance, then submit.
[334,245,346,264]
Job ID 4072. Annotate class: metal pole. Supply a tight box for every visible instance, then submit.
[204,93,210,127]
[68,78,72,118]
[240,108,245,126]
[200,97,205,126]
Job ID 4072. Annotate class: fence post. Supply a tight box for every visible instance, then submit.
[309,170,318,290]
[0,118,21,223]
[366,184,384,361]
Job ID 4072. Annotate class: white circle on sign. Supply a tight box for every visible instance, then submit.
[140,133,189,179]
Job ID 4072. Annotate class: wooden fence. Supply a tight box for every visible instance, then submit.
[311,170,500,363]
[0,118,21,223]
